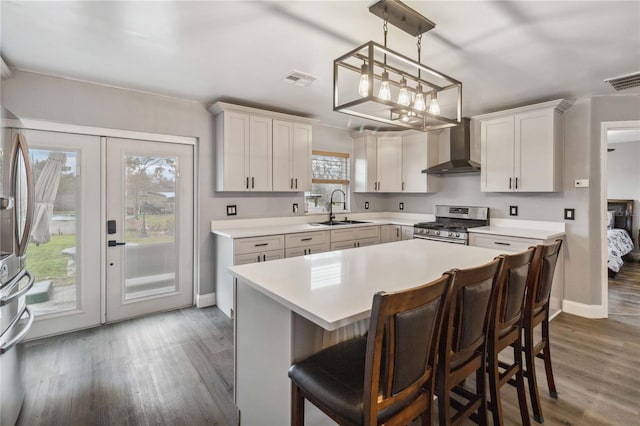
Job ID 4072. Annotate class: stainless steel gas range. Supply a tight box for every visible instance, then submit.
[414,205,489,245]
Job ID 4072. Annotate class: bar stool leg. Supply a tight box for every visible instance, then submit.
[541,317,558,399]
[523,326,544,423]
[291,382,305,426]
[487,348,503,426]
[514,341,532,426]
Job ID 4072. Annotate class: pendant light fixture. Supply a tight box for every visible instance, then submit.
[333,0,462,132]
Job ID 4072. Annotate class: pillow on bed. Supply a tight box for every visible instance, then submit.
[607,210,616,229]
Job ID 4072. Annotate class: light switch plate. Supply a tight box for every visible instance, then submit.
[292,203,298,213]
[399,202,404,211]
[226,205,237,216]
[509,206,518,216]
[365,201,370,210]
[574,179,589,188]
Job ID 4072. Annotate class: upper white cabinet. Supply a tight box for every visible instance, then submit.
[353,131,438,193]
[273,120,312,192]
[402,132,439,193]
[474,99,572,192]
[210,102,314,192]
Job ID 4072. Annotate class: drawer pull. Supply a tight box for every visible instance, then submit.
[494,242,511,246]
[254,243,269,247]
[301,238,313,242]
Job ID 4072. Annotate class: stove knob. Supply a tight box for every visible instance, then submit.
[456,233,460,237]
[435,231,440,236]
[448,232,454,237]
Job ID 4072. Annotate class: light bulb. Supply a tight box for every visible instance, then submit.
[358,63,369,97]
[378,71,391,101]
[413,85,426,111]
[429,96,441,115]
[397,78,410,106]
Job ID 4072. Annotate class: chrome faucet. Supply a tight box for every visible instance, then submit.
[329,189,346,222]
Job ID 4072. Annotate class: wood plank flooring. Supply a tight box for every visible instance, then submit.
[608,258,640,323]
[17,281,640,425]
[17,307,237,426]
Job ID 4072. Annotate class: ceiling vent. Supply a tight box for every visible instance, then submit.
[283,71,317,87]
[604,71,640,91]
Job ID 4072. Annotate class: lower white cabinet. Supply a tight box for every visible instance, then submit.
[330,226,381,250]
[235,249,285,265]
[381,225,402,243]
[401,226,414,240]
[469,232,564,317]
[285,230,330,258]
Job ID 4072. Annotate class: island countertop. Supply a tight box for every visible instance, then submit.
[229,239,505,330]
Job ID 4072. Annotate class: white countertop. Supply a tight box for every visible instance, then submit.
[229,239,504,330]
[469,225,565,240]
[212,217,424,239]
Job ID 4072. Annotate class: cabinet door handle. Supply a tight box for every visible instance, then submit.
[252,177,255,189]
[295,178,298,189]
[254,243,269,247]
[378,182,381,191]
[263,254,266,261]
[515,177,519,189]
[246,177,249,189]
[301,238,312,241]
[257,255,261,262]
[402,182,405,191]
[308,248,312,254]
[494,241,511,246]
[290,178,293,189]
[509,177,512,189]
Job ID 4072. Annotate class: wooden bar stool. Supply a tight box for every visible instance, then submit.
[486,248,535,426]
[435,258,503,426]
[288,274,452,426]
[522,240,563,423]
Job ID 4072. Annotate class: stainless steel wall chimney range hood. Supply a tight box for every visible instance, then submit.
[422,117,480,174]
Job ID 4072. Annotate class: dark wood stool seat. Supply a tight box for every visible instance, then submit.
[436,258,503,426]
[289,274,452,426]
[487,248,536,426]
[521,240,563,423]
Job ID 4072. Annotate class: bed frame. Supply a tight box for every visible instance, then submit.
[607,199,635,278]
[608,199,634,241]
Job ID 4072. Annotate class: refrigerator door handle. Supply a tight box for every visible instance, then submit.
[0,270,35,307]
[11,133,35,258]
[0,305,34,355]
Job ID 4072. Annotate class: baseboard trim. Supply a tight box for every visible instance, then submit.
[562,299,606,318]
[196,292,216,308]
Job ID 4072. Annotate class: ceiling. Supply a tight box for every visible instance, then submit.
[1,1,639,131]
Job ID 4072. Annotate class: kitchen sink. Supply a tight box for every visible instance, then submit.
[314,220,370,226]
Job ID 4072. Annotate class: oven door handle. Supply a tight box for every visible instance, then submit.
[0,270,35,307]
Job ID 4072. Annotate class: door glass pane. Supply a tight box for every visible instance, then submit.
[124,155,177,300]
[25,149,79,315]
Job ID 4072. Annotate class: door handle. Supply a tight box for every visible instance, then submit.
[252,177,255,189]
[509,177,512,189]
[295,178,298,189]
[108,240,126,247]
[0,305,34,355]
[246,177,249,189]
[290,178,293,189]
[515,177,519,189]
[0,270,34,306]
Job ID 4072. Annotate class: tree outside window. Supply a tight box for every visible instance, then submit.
[305,150,350,214]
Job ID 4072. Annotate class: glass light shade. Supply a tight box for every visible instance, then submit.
[428,97,441,115]
[397,78,410,106]
[358,64,369,97]
[378,72,391,101]
[413,85,426,111]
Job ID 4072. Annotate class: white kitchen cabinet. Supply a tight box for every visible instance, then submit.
[401,133,439,193]
[330,226,381,250]
[235,249,285,265]
[272,121,312,192]
[469,233,564,317]
[210,102,314,192]
[214,111,272,191]
[476,99,571,192]
[401,226,414,240]
[284,230,330,257]
[353,134,402,193]
[380,224,402,243]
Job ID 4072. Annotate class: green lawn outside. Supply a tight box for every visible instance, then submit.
[26,234,76,287]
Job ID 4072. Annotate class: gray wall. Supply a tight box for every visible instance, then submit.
[3,70,639,308]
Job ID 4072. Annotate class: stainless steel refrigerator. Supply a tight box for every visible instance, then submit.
[0,108,35,425]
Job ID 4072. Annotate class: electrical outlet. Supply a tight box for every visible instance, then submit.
[226,205,237,216]
[365,201,370,210]
[292,203,298,213]
[509,206,518,216]
[564,208,575,220]
[399,202,404,211]
[574,179,589,188]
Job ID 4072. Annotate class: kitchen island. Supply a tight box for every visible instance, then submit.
[229,238,505,426]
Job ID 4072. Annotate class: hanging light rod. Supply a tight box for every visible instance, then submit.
[369,0,436,37]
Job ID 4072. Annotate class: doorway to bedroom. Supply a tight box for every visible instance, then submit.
[605,124,640,320]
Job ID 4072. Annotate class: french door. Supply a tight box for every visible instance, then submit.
[105,138,194,322]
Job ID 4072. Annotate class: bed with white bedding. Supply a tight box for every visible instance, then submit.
[607,199,635,276]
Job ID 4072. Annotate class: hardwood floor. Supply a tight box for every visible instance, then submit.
[17,297,640,425]
[17,307,237,426]
[608,258,640,324]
